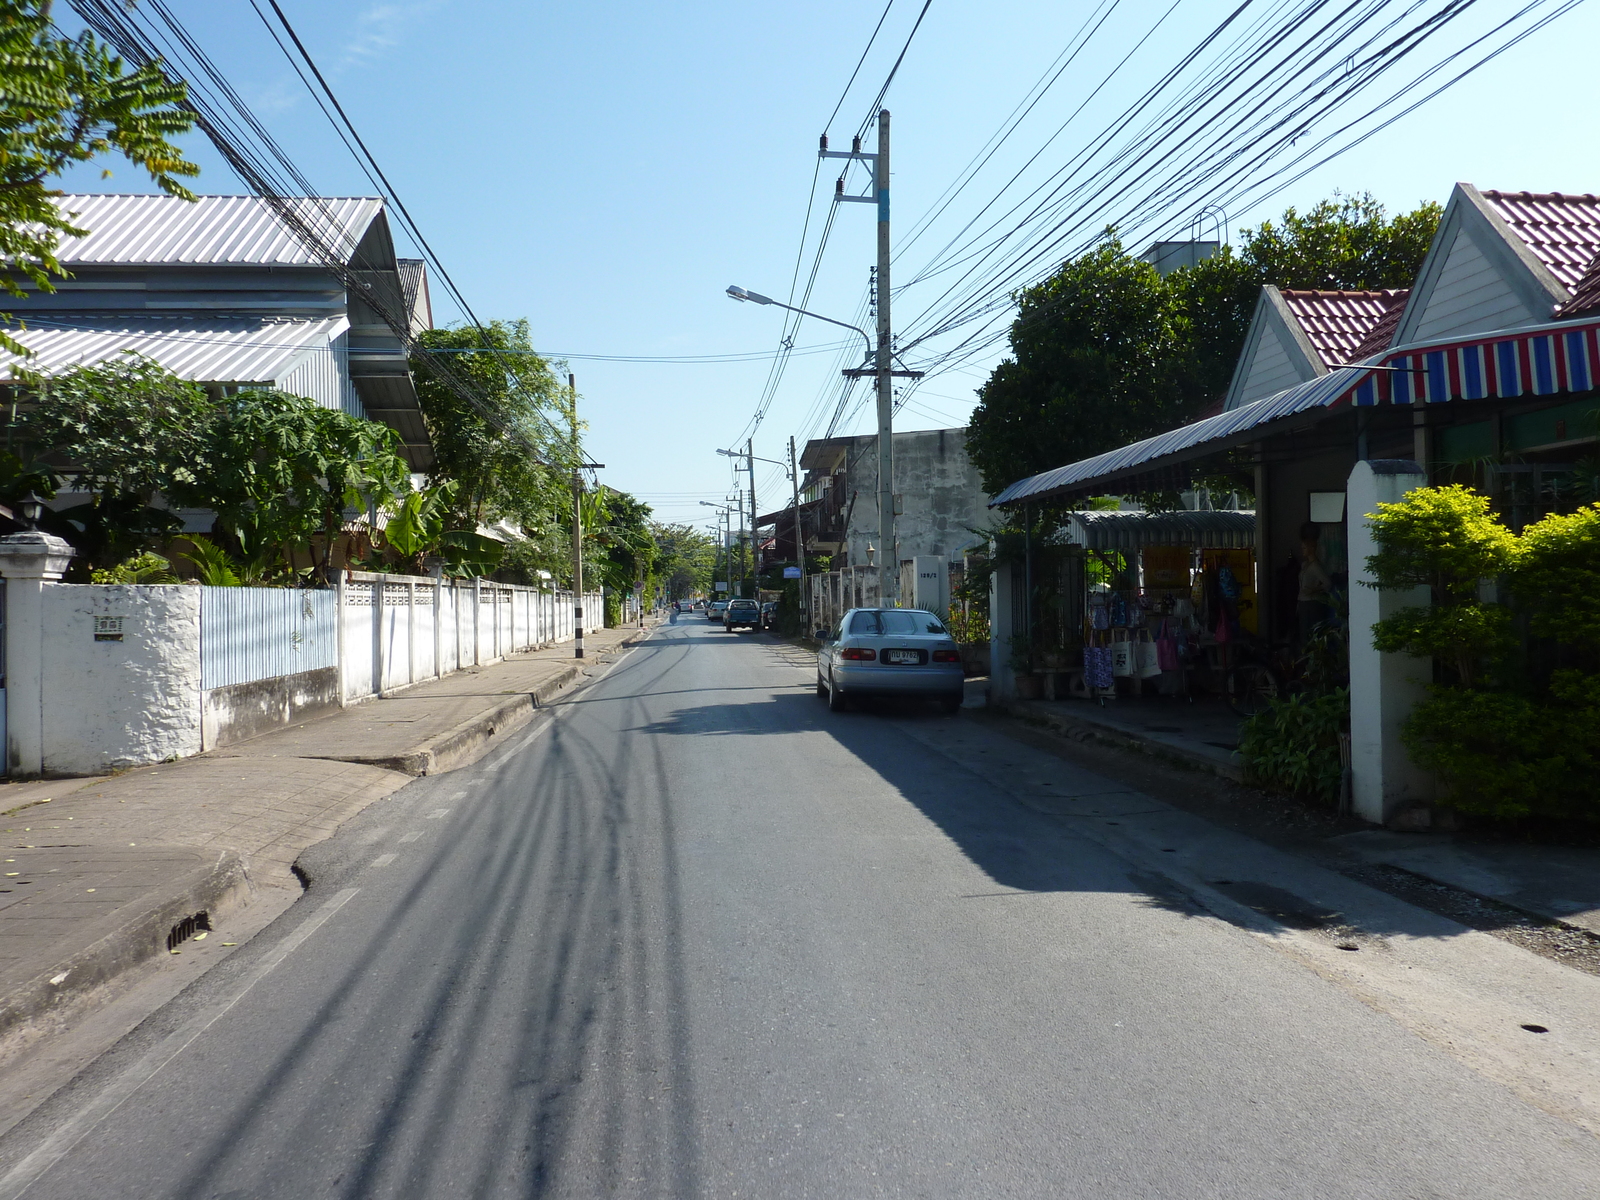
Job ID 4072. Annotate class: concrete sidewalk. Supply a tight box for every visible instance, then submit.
[1002,694,1245,780]
[0,619,657,1046]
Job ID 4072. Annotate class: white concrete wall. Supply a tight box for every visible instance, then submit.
[39,584,203,775]
[838,428,992,570]
[7,575,606,777]
[1347,461,1437,824]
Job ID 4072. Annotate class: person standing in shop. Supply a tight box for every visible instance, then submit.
[1297,521,1333,644]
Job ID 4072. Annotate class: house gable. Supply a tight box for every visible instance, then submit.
[1394,184,1572,345]
[1223,288,1322,411]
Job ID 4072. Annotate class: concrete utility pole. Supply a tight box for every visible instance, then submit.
[873,110,893,607]
[746,438,757,599]
[789,435,804,628]
[569,372,584,660]
[821,111,920,607]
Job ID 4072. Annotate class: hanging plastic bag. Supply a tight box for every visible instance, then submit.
[1156,619,1180,671]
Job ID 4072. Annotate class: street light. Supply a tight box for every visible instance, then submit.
[726,285,873,361]
[717,447,791,476]
[728,284,904,607]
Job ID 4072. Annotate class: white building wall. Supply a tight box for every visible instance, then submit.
[276,332,364,417]
[39,584,203,774]
[1409,226,1541,343]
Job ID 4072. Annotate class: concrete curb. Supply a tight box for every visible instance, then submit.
[999,699,1244,783]
[0,849,252,1045]
[310,626,656,777]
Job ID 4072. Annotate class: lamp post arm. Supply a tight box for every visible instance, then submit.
[748,296,872,361]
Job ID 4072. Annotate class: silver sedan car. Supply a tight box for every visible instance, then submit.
[815,607,965,714]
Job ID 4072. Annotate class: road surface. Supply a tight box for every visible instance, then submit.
[2,612,1595,1198]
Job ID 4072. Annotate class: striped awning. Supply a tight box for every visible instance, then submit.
[992,314,1600,507]
[1350,318,1598,405]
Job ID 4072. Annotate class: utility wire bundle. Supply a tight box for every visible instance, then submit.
[891,0,1587,388]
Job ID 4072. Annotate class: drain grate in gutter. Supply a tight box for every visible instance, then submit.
[167,911,212,952]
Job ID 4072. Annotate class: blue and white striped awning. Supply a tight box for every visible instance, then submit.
[991,314,1600,507]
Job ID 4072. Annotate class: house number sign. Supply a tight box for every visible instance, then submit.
[94,616,125,642]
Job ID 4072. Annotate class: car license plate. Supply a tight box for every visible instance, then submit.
[885,649,920,664]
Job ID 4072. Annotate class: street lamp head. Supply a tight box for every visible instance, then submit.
[725,285,773,306]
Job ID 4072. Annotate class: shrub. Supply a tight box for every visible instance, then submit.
[1363,483,1520,600]
[1510,504,1600,653]
[90,551,176,584]
[1402,683,1600,821]
[1239,688,1348,804]
[1364,487,1600,822]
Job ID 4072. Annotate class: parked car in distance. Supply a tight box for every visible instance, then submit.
[724,598,761,631]
[815,607,964,714]
[760,600,778,630]
[708,599,728,621]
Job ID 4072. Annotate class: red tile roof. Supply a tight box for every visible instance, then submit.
[1348,292,1409,361]
[1279,289,1408,368]
[1558,251,1600,319]
[1480,190,1600,291]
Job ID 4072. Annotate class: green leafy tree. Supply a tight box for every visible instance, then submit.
[187,388,409,582]
[13,351,213,564]
[1,1,198,355]
[651,522,715,599]
[410,321,571,530]
[967,194,1441,495]
[967,237,1185,495]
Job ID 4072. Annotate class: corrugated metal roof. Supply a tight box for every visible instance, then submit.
[992,312,1600,507]
[0,314,348,383]
[991,367,1360,507]
[1279,289,1406,368]
[50,195,382,266]
[1481,190,1600,291]
[1068,509,1255,550]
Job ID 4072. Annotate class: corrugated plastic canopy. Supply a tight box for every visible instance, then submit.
[0,314,348,383]
[992,313,1600,507]
[1067,509,1255,550]
[50,195,382,266]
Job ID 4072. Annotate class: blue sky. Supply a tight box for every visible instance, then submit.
[53,0,1600,533]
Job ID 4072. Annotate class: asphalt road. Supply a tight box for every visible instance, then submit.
[2,612,1598,1199]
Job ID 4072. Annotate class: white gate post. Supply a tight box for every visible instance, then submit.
[1348,460,1436,824]
[989,540,1016,704]
[0,533,75,776]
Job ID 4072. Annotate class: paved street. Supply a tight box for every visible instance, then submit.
[1,612,1597,1199]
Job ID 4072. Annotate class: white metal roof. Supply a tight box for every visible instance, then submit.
[0,314,349,383]
[49,194,383,266]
